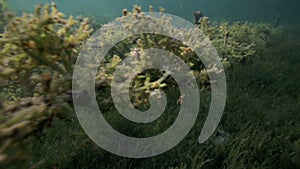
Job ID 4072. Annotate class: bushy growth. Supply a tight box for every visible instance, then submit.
[0,2,91,167]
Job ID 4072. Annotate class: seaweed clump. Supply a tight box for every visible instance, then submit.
[0,2,92,167]
[90,6,275,107]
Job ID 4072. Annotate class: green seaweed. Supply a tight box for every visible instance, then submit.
[0,0,8,32]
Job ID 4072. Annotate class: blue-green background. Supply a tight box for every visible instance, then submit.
[8,0,300,26]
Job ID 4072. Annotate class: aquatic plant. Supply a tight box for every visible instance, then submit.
[0,0,8,32]
[0,2,92,167]
[198,18,274,63]
[47,28,299,169]
[0,3,283,169]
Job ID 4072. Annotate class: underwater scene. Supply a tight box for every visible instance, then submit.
[0,0,299,168]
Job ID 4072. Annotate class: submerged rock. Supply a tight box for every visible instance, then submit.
[193,10,203,25]
[214,130,231,145]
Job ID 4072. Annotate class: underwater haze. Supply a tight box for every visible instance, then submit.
[8,0,300,26]
[1,0,300,169]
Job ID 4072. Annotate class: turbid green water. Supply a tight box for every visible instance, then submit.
[8,0,300,26]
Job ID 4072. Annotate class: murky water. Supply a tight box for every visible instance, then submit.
[8,0,300,26]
